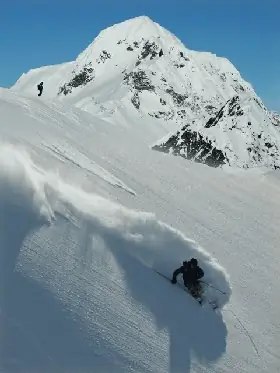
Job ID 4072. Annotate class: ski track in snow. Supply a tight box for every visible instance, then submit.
[44,143,136,196]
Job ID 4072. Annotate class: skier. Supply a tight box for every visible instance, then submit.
[37,82,44,97]
[171,258,204,299]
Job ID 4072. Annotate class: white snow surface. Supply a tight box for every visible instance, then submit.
[1,85,280,373]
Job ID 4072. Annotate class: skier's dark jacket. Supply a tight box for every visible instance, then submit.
[37,82,43,96]
[172,261,204,286]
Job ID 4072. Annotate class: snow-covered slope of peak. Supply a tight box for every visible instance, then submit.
[12,62,74,97]
[154,94,280,169]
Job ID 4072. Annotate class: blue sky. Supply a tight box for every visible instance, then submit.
[1,0,279,111]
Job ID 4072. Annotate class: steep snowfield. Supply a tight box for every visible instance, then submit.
[1,88,280,373]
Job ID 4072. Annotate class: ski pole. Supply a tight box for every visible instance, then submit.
[200,281,227,295]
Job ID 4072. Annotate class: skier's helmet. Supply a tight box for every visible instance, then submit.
[190,258,198,266]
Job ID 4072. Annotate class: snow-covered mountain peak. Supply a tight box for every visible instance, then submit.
[10,15,280,170]
[11,16,253,107]
[75,15,163,64]
[11,15,257,117]
[88,15,166,44]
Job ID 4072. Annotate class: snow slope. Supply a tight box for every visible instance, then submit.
[11,16,280,170]
[1,86,280,373]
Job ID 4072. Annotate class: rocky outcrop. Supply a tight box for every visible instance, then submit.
[153,126,226,167]
[58,64,94,96]
[153,95,280,169]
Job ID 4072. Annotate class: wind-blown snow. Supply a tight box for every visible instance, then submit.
[49,174,231,309]
[0,144,53,280]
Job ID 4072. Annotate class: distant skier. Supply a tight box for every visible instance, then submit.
[37,82,44,97]
[159,48,163,57]
[171,258,204,299]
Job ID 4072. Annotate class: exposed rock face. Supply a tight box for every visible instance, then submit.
[271,111,280,128]
[153,127,226,168]
[153,95,280,169]
[58,64,94,96]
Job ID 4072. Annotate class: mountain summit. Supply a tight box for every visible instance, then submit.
[12,16,280,169]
